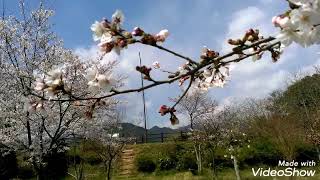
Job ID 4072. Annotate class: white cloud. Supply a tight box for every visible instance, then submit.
[241,70,289,96]
[259,0,276,4]
[227,7,265,37]
[216,5,302,100]
[74,45,121,69]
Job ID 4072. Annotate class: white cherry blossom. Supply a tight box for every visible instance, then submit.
[34,78,46,91]
[198,66,230,90]
[203,69,212,78]
[276,29,301,48]
[112,10,125,25]
[152,61,160,69]
[86,68,114,92]
[289,0,317,7]
[44,68,63,86]
[155,29,169,42]
[91,21,106,41]
[96,74,113,91]
[98,33,114,46]
[290,7,320,33]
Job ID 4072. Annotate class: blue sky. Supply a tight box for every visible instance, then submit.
[4,0,320,128]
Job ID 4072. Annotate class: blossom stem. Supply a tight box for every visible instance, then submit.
[151,43,199,65]
[135,40,199,65]
[171,75,194,109]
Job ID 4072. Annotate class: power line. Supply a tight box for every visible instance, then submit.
[139,52,148,143]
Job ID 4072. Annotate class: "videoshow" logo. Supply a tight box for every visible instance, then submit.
[252,160,316,177]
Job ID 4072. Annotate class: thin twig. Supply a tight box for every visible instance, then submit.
[172,75,194,109]
[147,42,199,65]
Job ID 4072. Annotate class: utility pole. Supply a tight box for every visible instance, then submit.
[139,52,148,143]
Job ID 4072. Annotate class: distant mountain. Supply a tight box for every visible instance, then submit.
[177,125,191,131]
[120,123,146,137]
[149,126,177,134]
[120,123,181,138]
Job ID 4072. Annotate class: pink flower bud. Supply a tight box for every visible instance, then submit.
[99,42,114,53]
[155,29,169,42]
[101,18,110,28]
[157,29,169,38]
[132,27,144,36]
[272,15,289,28]
[179,76,189,86]
[159,105,169,116]
[117,39,127,48]
[170,114,179,125]
[152,61,160,69]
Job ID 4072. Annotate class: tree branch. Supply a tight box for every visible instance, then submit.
[32,37,278,103]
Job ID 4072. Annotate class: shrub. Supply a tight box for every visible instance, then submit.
[243,138,281,166]
[176,152,197,172]
[17,164,34,179]
[68,153,82,165]
[68,141,103,165]
[158,157,176,170]
[0,149,18,179]
[77,140,103,165]
[82,151,102,165]
[43,150,68,179]
[136,156,156,172]
[296,145,318,163]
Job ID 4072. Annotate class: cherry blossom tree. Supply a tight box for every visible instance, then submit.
[173,90,217,128]
[194,110,225,179]
[0,2,119,179]
[82,110,129,180]
[168,90,217,174]
[211,104,251,180]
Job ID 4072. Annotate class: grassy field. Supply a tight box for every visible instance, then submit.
[62,142,320,180]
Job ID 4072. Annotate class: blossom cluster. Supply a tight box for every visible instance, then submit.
[85,68,114,92]
[33,65,115,102]
[91,10,169,55]
[34,68,65,99]
[197,46,230,89]
[91,10,130,54]
[274,0,320,48]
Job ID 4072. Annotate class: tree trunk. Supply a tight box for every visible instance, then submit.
[194,144,202,174]
[26,120,32,146]
[199,150,202,173]
[37,119,46,180]
[233,156,241,180]
[32,156,44,180]
[36,164,46,180]
[316,146,320,162]
[212,155,218,180]
[106,160,112,180]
